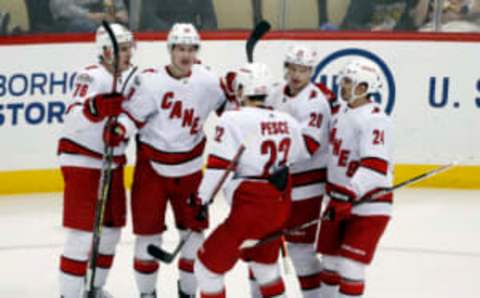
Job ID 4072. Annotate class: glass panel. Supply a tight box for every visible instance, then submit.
[2,0,480,34]
[318,0,480,32]
[321,0,429,31]
[418,0,480,32]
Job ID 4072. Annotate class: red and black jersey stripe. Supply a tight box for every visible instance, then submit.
[138,138,206,165]
[292,168,326,187]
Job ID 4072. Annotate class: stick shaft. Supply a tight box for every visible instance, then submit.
[242,163,455,249]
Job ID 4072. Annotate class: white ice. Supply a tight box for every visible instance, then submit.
[0,188,479,297]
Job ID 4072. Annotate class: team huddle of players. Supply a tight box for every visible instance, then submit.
[57,22,393,298]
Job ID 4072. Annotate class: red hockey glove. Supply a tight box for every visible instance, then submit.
[103,120,127,147]
[222,71,237,101]
[184,194,209,232]
[83,92,125,122]
[324,192,353,222]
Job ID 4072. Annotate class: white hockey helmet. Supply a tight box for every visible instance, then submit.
[95,23,134,61]
[234,62,272,100]
[284,45,318,68]
[167,23,201,51]
[339,58,382,100]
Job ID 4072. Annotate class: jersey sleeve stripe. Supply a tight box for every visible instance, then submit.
[303,134,320,155]
[206,154,232,170]
[360,157,389,176]
[57,138,127,165]
[138,137,206,165]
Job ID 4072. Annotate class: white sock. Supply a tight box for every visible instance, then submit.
[288,243,322,297]
[134,235,162,295]
[319,255,341,298]
[248,268,262,298]
[178,231,204,295]
[60,229,90,298]
[59,266,84,298]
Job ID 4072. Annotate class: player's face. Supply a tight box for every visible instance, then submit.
[340,77,354,102]
[341,77,368,103]
[117,42,133,72]
[170,44,198,73]
[286,63,311,91]
[102,42,133,73]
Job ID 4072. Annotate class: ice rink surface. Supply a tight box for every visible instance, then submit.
[0,188,479,298]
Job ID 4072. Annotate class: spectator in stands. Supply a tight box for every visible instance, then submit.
[417,0,480,31]
[26,0,59,33]
[341,0,422,31]
[50,0,129,32]
[139,0,217,31]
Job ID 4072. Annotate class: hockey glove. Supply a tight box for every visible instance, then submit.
[103,120,127,147]
[83,92,125,122]
[324,192,353,222]
[268,166,290,192]
[222,71,237,101]
[185,194,209,232]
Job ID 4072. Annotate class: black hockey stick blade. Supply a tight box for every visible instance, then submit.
[147,230,192,263]
[101,20,120,91]
[147,244,177,263]
[246,20,271,63]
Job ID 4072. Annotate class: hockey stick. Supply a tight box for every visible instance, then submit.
[147,144,246,263]
[239,162,456,250]
[246,20,271,63]
[84,20,120,298]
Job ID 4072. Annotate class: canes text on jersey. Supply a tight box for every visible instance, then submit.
[162,92,200,134]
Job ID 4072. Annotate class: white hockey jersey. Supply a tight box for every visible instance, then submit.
[119,64,229,177]
[198,106,311,205]
[328,102,393,216]
[265,82,335,201]
[58,64,138,169]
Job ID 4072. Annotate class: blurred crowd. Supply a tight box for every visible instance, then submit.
[0,0,479,35]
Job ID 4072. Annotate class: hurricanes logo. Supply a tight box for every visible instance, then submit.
[311,48,396,115]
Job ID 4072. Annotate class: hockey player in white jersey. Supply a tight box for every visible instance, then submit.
[113,23,232,297]
[265,45,336,298]
[316,58,393,298]
[192,62,312,298]
[57,23,137,298]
